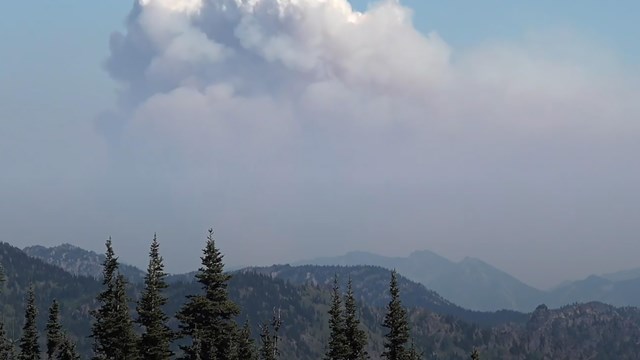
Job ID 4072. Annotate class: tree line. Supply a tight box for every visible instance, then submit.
[0,229,481,359]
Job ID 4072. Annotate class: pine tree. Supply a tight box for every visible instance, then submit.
[236,321,257,360]
[381,271,410,360]
[56,336,80,360]
[406,342,422,360]
[343,277,368,360]
[136,234,173,360]
[470,349,480,360]
[177,229,240,360]
[0,265,15,360]
[46,300,63,360]
[258,322,275,360]
[19,285,40,360]
[325,274,348,360]
[0,321,12,360]
[91,238,139,360]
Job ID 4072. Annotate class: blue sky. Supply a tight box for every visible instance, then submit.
[1,0,637,127]
[2,0,638,109]
[1,1,639,288]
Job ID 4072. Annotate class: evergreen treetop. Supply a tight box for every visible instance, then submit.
[259,322,276,360]
[381,270,411,360]
[90,238,139,360]
[19,285,40,360]
[177,229,240,360]
[56,336,80,360]
[46,300,63,360]
[470,349,480,360]
[344,277,369,360]
[325,274,348,360]
[136,234,174,360]
[236,320,258,360]
[0,266,14,360]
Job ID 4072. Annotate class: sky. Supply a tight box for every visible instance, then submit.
[1,0,639,289]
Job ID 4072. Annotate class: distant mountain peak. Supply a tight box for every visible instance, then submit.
[295,248,543,311]
[23,243,146,283]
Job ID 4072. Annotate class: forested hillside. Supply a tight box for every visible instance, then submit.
[3,240,640,359]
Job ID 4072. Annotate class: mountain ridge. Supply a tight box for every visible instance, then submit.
[297,250,545,311]
[4,241,640,359]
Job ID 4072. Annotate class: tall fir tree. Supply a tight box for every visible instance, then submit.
[406,342,422,360]
[177,229,240,360]
[381,270,411,360]
[19,285,40,360]
[0,320,12,360]
[0,264,15,360]
[325,275,348,360]
[343,277,369,360]
[91,238,139,360]
[136,234,173,360]
[56,336,80,360]
[470,349,480,360]
[236,321,257,360]
[0,317,12,360]
[46,300,63,360]
[258,322,275,360]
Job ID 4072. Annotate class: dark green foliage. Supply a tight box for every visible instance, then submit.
[0,321,13,360]
[343,277,369,360]
[8,241,640,359]
[19,286,40,360]
[248,264,528,327]
[177,229,240,360]
[57,336,80,360]
[0,264,14,360]
[470,349,480,360]
[259,322,275,360]
[136,235,173,360]
[258,310,282,360]
[90,238,138,360]
[325,274,348,360]
[406,342,422,360]
[381,271,411,360]
[46,300,63,360]
[236,321,258,360]
[0,243,100,355]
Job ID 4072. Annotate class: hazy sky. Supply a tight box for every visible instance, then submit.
[1,0,639,289]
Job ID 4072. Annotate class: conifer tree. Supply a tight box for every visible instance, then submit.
[259,310,282,360]
[19,285,40,360]
[0,265,15,360]
[56,336,80,360]
[325,274,348,360]
[177,229,240,360]
[236,321,257,360]
[46,300,63,360]
[136,234,173,360]
[406,342,422,360]
[0,320,12,360]
[381,271,411,360]
[91,238,139,360]
[343,277,368,360]
[470,349,480,360]
[258,322,275,360]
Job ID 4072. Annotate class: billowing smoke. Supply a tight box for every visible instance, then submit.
[101,0,640,286]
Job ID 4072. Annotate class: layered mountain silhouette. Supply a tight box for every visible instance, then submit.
[297,250,640,312]
[296,250,544,311]
[22,244,640,312]
[5,241,640,359]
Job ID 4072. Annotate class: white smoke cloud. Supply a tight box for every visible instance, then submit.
[102,0,640,285]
